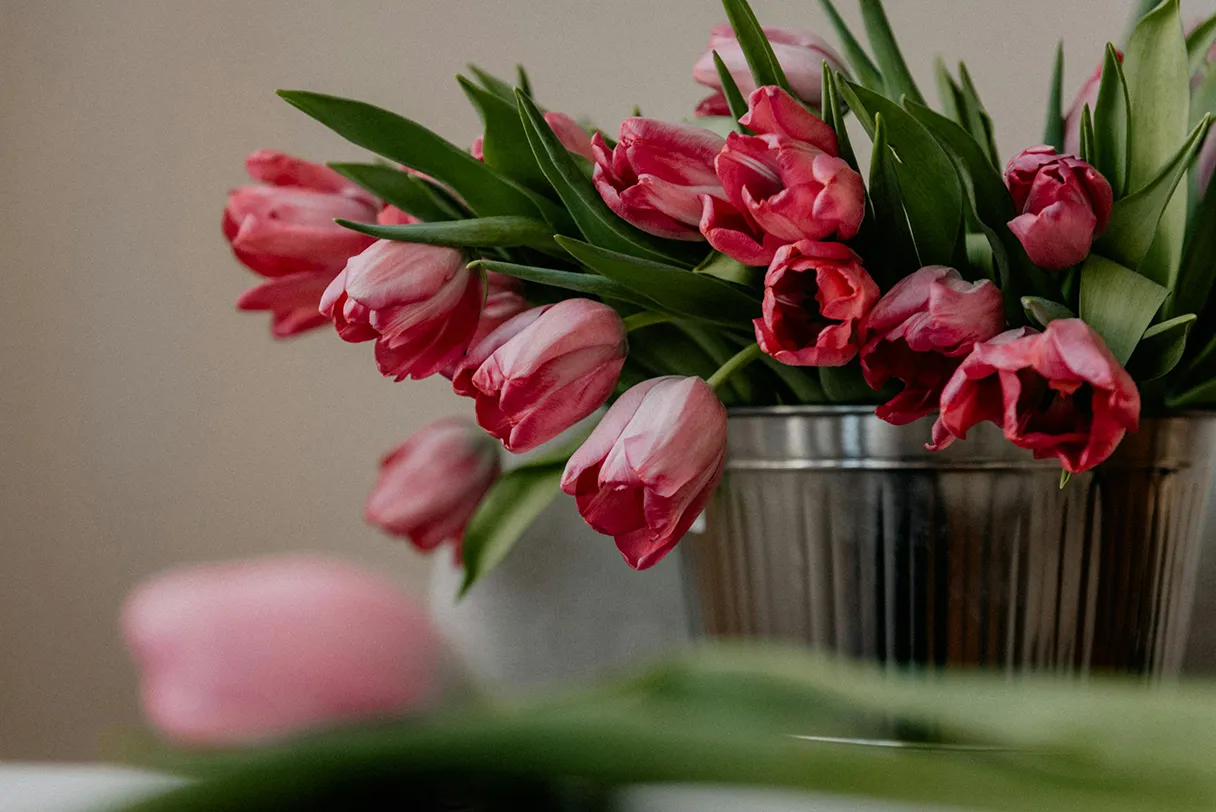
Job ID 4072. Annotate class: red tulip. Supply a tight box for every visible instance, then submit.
[472,111,594,162]
[754,240,879,367]
[929,319,1140,474]
[860,266,1006,426]
[562,376,727,570]
[702,87,864,266]
[319,223,483,381]
[466,299,627,453]
[123,556,443,745]
[692,24,844,116]
[365,418,501,553]
[592,119,727,240]
[223,150,378,278]
[1004,146,1113,271]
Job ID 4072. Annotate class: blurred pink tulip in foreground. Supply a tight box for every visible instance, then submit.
[123,556,442,746]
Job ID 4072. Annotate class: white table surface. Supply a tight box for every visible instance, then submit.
[0,766,943,812]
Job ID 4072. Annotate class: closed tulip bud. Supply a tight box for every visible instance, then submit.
[441,273,530,382]
[692,24,844,115]
[466,299,627,453]
[223,150,378,278]
[365,418,501,552]
[319,228,484,381]
[702,87,864,266]
[122,556,443,745]
[860,266,1006,426]
[1004,146,1113,271]
[754,241,880,366]
[592,119,727,240]
[930,319,1140,474]
[562,376,727,570]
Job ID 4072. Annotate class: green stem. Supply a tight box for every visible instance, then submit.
[707,343,764,392]
[622,311,671,333]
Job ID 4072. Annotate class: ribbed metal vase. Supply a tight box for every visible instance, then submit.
[681,407,1216,677]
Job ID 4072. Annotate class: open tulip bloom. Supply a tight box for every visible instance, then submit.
[222,0,1216,587]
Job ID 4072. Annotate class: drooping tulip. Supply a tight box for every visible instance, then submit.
[319,227,483,381]
[860,266,1006,426]
[692,24,844,116]
[365,418,501,552]
[466,299,628,453]
[562,376,727,570]
[223,150,378,278]
[1004,146,1113,271]
[701,87,865,266]
[122,556,443,745]
[929,319,1140,474]
[472,111,594,162]
[754,241,880,367]
[450,304,550,398]
[591,119,727,240]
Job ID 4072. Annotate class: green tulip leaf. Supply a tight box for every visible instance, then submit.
[1022,296,1076,329]
[1122,0,1191,291]
[817,0,883,93]
[956,62,998,166]
[720,0,792,95]
[1092,44,1131,197]
[820,365,883,404]
[858,0,924,105]
[1097,114,1214,273]
[337,216,561,254]
[696,252,761,287]
[1079,104,1096,164]
[837,78,962,267]
[556,236,760,328]
[1174,170,1216,333]
[934,58,965,125]
[1079,254,1169,365]
[1043,42,1066,152]
[466,64,516,104]
[822,59,857,170]
[276,90,562,225]
[327,163,461,222]
[866,114,918,288]
[458,75,550,192]
[516,90,698,268]
[471,259,659,310]
[515,64,533,98]
[712,51,751,131]
[1186,13,1216,76]
[1126,313,1196,381]
[460,457,568,596]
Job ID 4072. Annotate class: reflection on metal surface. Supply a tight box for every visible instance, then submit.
[682,408,1216,677]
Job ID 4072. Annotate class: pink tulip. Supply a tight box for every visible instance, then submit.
[562,376,727,570]
[450,304,550,398]
[692,24,844,116]
[122,556,443,746]
[702,87,864,266]
[223,150,378,278]
[860,266,1006,426]
[319,222,484,381]
[929,319,1140,474]
[754,240,880,367]
[465,299,628,453]
[1004,146,1113,271]
[472,112,594,162]
[441,273,530,381]
[365,418,501,553]
[591,119,727,240]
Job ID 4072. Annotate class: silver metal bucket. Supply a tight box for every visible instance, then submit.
[681,407,1216,677]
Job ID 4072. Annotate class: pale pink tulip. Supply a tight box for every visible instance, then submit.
[754,241,880,366]
[466,299,627,453]
[1004,146,1113,271]
[592,119,727,240]
[223,150,378,278]
[236,272,335,339]
[122,556,442,746]
[320,225,483,381]
[860,267,1006,426]
[472,111,594,162]
[930,319,1140,474]
[365,418,501,552]
[702,87,864,266]
[562,376,727,570]
[693,24,844,115]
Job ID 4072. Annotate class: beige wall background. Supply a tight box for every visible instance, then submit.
[3,0,1214,760]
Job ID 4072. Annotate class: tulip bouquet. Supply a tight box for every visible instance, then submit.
[223,0,1216,589]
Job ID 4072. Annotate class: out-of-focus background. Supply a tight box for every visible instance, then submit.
[3,0,1215,761]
